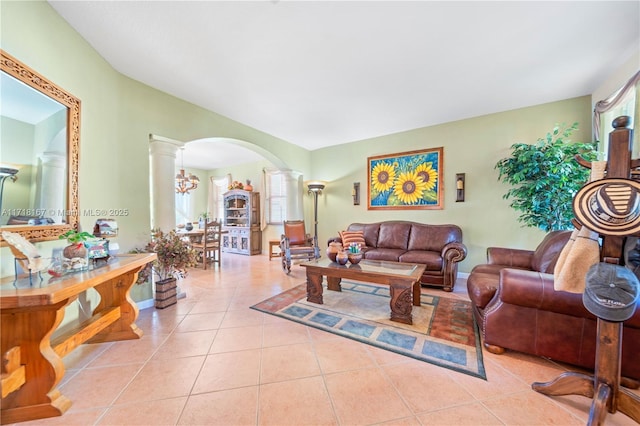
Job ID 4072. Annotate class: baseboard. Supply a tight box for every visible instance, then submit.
[458,271,469,279]
[137,298,155,310]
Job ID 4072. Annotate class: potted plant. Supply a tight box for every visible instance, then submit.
[495,123,598,231]
[198,211,210,229]
[59,229,95,270]
[132,229,198,308]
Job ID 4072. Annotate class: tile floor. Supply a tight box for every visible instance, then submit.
[12,254,640,425]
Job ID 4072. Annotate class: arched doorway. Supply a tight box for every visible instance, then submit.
[149,135,303,246]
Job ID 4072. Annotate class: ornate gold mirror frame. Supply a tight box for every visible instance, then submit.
[0,50,80,245]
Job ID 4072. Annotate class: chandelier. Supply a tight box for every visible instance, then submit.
[175,149,200,194]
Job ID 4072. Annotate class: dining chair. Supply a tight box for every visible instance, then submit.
[191,220,222,269]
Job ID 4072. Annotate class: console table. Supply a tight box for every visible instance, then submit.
[0,253,156,424]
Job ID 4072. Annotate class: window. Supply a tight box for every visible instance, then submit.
[210,175,230,221]
[265,170,287,224]
[601,88,636,154]
[594,72,639,156]
[175,192,194,226]
[264,169,303,224]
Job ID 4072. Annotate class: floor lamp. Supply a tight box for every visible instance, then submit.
[0,167,19,215]
[307,181,325,257]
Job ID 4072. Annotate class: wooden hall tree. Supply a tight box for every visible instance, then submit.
[532,116,640,425]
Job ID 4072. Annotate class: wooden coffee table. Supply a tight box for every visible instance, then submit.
[300,257,427,324]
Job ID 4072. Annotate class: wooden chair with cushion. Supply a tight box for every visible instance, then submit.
[191,220,222,270]
[280,220,319,273]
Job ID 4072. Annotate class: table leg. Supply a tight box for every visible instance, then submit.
[88,267,144,343]
[413,281,420,306]
[306,271,324,304]
[1,300,73,424]
[327,276,342,292]
[389,281,413,324]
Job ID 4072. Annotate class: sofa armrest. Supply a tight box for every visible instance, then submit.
[441,242,467,291]
[442,242,467,263]
[487,247,534,269]
[495,268,590,318]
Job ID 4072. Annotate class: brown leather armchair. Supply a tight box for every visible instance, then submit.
[467,231,640,381]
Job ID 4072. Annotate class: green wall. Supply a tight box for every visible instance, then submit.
[0,0,633,286]
[309,96,593,271]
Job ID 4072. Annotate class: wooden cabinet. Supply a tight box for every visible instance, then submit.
[222,190,262,255]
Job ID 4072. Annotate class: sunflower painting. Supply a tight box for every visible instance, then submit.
[367,148,443,210]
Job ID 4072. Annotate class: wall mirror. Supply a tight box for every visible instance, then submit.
[0,50,80,245]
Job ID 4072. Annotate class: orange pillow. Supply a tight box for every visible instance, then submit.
[340,230,366,249]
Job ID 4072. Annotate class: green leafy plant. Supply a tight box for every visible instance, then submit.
[59,230,95,244]
[131,229,198,284]
[495,123,598,232]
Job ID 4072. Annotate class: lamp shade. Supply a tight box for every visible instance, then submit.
[307,181,325,192]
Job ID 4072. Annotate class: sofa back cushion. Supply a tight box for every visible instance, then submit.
[378,222,411,249]
[531,230,573,273]
[408,224,462,251]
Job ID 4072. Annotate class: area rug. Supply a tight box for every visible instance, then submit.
[251,281,486,379]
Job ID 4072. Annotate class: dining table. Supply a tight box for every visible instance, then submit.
[176,228,204,243]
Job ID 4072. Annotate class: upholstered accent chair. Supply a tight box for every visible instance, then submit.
[280,220,319,273]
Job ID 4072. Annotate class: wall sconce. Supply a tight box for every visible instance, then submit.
[455,173,465,202]
[352,182,360,205]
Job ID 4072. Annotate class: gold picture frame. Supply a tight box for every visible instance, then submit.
[368,147,443,210]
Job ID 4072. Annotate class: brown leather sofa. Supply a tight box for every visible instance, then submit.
[467,230,640,381]
[329,221,467,291]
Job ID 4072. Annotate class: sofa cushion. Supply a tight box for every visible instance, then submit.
[363,248,406,262]
[340,230,366,249]
[530,230,572,273]
[347,223,380,248]
[408,224,462,252]
[377,222,411,249]
[398,250,442,271]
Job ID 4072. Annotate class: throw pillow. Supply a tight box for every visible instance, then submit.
[340,230,366,249]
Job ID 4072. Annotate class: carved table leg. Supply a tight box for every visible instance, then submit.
[306,271,324,304]
[327,276,342,292]
[389,281,413,324]
[412,281,421,306]
[89,268,144,343]
[1,299,73,424]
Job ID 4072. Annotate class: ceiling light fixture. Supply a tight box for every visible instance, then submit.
[175,149,199,194]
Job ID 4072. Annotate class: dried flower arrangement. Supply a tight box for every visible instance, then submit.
[131,229,198,284]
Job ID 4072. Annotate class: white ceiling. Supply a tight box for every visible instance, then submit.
[48,1,639,169]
